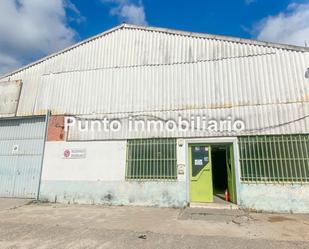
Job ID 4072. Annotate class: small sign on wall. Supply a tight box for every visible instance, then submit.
[12,145,19,154]
[194,159,203,166]
[177,164,185,175]
[63,148,86,159]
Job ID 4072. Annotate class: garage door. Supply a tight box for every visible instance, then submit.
[0,116,47,198]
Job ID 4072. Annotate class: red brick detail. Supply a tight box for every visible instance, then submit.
[47,116,65,141]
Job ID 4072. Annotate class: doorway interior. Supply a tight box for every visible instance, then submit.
[189,142,237,204]
[212,145,229,203]
[211,144,237,204]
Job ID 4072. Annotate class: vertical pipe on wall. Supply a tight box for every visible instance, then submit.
[233,138,241,205]
[36,110,51,200]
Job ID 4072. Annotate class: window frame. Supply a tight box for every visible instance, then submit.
[239,135,309,184]
[125,138,178,181]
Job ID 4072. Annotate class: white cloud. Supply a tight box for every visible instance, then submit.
[0,51,21,76]
[0,0,80,76]
[254,3,309,46]
[245,0,256,5]
[102,0,147,25]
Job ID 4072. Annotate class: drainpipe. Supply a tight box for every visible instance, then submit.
[36,110,51,201]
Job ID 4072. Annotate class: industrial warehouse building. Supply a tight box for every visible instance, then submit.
[0,24,309,213]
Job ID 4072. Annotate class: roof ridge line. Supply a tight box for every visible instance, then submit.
[0,23,126,79]
[123,23,309,52]
[1,23,308,79]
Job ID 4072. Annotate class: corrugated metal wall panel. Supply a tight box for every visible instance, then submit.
[67,102,309,140]
[0,117,46,198]
[0,80,21,117]
[1,26,308,138]
[35,52,308,114]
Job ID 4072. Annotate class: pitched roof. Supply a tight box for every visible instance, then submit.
[1,23,309,79]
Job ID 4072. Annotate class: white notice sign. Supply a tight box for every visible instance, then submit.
[63,149,86,159]
[194,159,203,166]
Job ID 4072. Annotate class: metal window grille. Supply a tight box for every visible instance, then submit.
[126,138,177,180]
[239,135,309,183]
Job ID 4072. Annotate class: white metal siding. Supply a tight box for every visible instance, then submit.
[0,117,47,198]
[66,102,309,140]
[0,81,21,117]
[1,26,309,139]
[36,52,309,115]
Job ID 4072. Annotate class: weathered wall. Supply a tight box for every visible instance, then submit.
[41,141,126,181]
[40,180,186,207]
[0,80,21,117]
[40,139,309,212]
[1,25,309,138]
[0,116,47,198]
[40,141,187,207]
[239,183,309,213]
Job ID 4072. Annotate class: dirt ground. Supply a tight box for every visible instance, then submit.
[0,201,309,249]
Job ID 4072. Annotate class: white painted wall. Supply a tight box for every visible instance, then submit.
[41,138,309,212]
[42,141,127,181]
[239,183,309,213]
[40,139,187,207]
[176,139,187,182]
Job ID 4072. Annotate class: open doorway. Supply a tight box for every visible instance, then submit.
[211,144,236,204]
[211,145,228,203]
[188,142,237,204]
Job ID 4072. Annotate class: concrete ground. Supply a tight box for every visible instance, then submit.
[0,198,32,210]
[0,202,309,249]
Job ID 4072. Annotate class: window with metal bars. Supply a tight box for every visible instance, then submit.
[239,135,309,183]
[126,138,177,180]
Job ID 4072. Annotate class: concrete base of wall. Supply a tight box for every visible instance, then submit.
[39,180,187,208]
[239,183,309,213]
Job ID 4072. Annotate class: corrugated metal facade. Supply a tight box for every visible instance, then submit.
[67,103,308,140]
[0,116,47,198]
[1,24,309,139]
[0,80,21,117]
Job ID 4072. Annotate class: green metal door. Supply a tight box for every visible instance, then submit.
[189,145,213,202]
[226,144,237,203]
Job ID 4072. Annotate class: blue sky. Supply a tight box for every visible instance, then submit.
[70,0,298,40]
[0,0,309,76]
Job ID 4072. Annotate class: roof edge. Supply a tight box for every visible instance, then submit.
[0,23,126,80]
[123,23,309,53]
[1,23,309,80]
